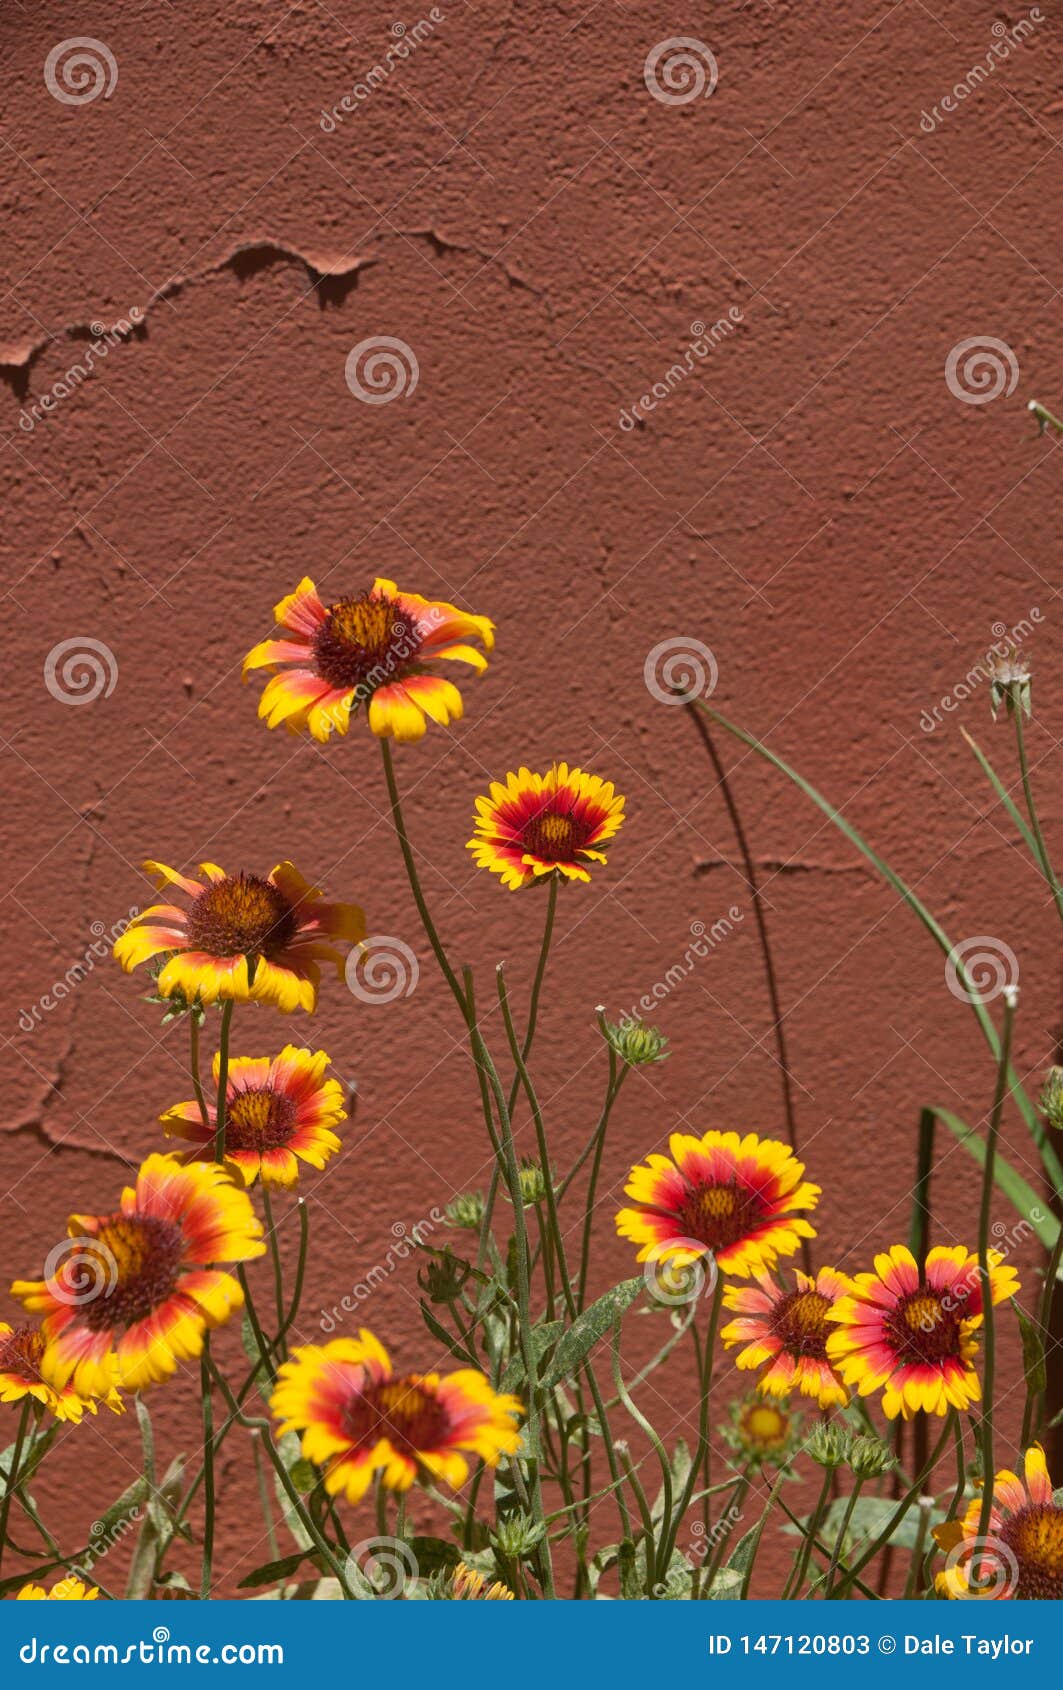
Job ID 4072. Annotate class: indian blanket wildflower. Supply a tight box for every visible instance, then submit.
[114,860,365,1014]
[467,764,624,890]
[270,1330,522,1503]
[721,1266,850,1408]
[825,1243,1019,1419]
[935,1445,1063,1600]
[161,1045,346,1188]
[12,1155,264,1395]
[616,1130,819,1279]
[0,1322,120,1422]
[243,576,494,743]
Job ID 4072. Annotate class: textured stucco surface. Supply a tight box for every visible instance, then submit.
[2,0,1062,1595]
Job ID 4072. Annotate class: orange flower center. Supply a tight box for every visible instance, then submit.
[81,1215,185,1332]
[772,1288,832,1357]
[313,593,421,691]
[0,1325,45,1383]
[679,1181,764,1252]
[521,803,588,864]
[185,874,297,962]
[887,1290,963,1367]
[226,1087,298,1152]
[341,1373,449,1454]
[1000,1505,1063,1598]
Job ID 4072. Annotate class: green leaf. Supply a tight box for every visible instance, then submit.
[238,1550,324,1590]
[705,1566,744,1598]
[540,1279,643,1388]
[500,1321,563,1393]
[418,1301,478,1367]
[783,1494,945,1553]
[617,1538,642,1600]
[934,1108,1058,1250]
[1017,1302,1047,1398]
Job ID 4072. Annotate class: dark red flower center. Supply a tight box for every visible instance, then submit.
[886,1290,964,1367]
[772,1288,832,1358]
[312,593,422,692]
[520,803,591,864]
[341,1374,450,1454]
[0,1324,45,1383]
[226,1087,298,1152]
[77,1215,185,1332]
[185,874,297,962]
[677,1181,766,1253]
[1000,1504,1063,1599]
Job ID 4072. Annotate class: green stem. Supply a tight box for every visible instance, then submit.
[787,1468,833,1598]
[823,1476,864,1598]
[829,1413,955,1597]
[1014,701,1063,922]
[660,1277,723,1571]
[261,1186,287,1356]
[1030,1224,1063,1441]
[380,736,468,1017]
[190,1015,210,1127]
[610,1321,670,1590]
[199,1349,215,1598]
[212,999,234,1161]
[0,1400,32,1576]
[577,1021,624,1309]
[975,988,1017,1555]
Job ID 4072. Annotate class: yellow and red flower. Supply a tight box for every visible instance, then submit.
[722,1266,850,1408]
[114,860,365,1015]
[16,1577,98,1600]
[825,1243,1019,1420]
[467,764,624,890]
[449,1562,515,1601]
[935,1445,1063,1600]
[0,1322,120,1423]
[270,1330,523,1503]
[12,1154,265,1396]
[161,1045,346,1189]
[616,1131,819,1279]
[244,576,494,744]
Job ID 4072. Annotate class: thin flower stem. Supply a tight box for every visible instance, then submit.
[380,737,468,1018]
[660,1277,723,1571]
[610,1321,671,1590]
[199,1349,215,1598]
[909,1106,937,1478]
[577,1021,623,1309]
[261,1186,287,1356]
[1029,398,1063,437]
[903,1495,934,1599]
[975,988,1017,1556]
[1029,1222,1063,1442]
[1013,702,1063,923]
[616,1447,657,1597]
[212,1000,234,1161]
[0,1399,32,1576]
[775,1492,879,1600]
[252,1432,280,1564]
[829,1412,955,1597]
[703,1473,750,1586]
[465,967,554,1598]
[823,1477,864,1598]
[787,1468,832,1599]
[190,1015,210,1128]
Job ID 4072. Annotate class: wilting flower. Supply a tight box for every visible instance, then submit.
[935,1445,1063,1599]
[13,1155,265,1395]
[0,1322,120,1423]
[467,764,624,890]
[243,576,494,744]
[825,1243,1019,1419]
[988,647,1032,720]
[270,1330,522,1502]
[721,1267,850,1409]
[616,1130,819,1280]
[114,860,365,1014]
[447,1561,515,1601]
[160,1046,346,1188]
[16,1577,99,1600]
[722,1396,798,1469]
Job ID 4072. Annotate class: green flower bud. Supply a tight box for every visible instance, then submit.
[492,1510,545,1559]
[602,1014,669,1068]
[1041,1067,1063,1132]
[848,1433,893,1479]
[416,1247,469,1305]
[806,1421,850,1470]
[445,1190,486,1230]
